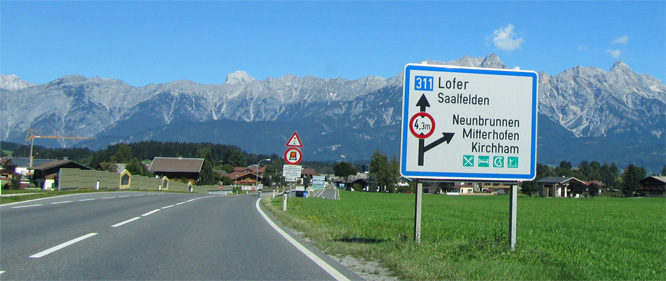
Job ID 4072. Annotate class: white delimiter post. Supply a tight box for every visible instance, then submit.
[414,180,423,244]
[509,184,518,251]
[282,193,288,211]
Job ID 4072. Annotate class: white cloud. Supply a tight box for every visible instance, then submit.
[578,45,588,51]
[492,24,524,51]
[613,36,629,44]
[606,49,621,58]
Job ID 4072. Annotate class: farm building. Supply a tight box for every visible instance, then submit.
[31,159,93,189]
[148,157,204,183]
[638,176,666,197]
[537,177,587,198]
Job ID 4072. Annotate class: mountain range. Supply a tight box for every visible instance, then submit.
[1,54,664,173]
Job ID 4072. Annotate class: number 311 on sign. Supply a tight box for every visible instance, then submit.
[414,76,433,91]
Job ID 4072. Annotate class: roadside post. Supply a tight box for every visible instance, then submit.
[95,180,99,191]
[283,193,288,211]
[400,64,538,249]
[282,131,304,209]
[414,179,422,243]
[509,184,518,251]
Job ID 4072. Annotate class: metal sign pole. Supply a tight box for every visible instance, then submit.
[509,183,518,251]
[414,179,422,244]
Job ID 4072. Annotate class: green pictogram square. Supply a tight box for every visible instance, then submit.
[508,157,519,168]
[478,156,490,167]
[463,155,474,167]
[493,156,504,168]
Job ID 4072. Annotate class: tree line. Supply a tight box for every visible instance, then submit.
[2,141,661,194]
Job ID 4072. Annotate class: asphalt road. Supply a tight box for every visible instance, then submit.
[0,192,360,280]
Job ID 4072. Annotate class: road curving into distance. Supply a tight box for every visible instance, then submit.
[0,191,360,280]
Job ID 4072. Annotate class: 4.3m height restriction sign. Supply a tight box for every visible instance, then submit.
[400,64,538,181]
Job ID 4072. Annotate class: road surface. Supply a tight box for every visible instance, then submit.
[0,192,360,280]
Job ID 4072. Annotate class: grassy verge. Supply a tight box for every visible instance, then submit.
[264,191,665,280]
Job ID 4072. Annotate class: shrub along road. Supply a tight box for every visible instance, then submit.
[0,192,359,280]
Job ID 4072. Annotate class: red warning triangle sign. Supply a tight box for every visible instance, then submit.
[285,132,303,147]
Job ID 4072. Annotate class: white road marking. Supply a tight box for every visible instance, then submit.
[133,194,145,197]
[101,197,115,200]
[111,217,141,228]
[29,233,97,259]
[118,195,131,198]
[255,199,349,281]
[142,209,161,217]
[175,202,186,206]
[12,204,43,209]
[79,198,96,202]
[50,201,73,205]
[161,205,175,209]
[0,270,5,274]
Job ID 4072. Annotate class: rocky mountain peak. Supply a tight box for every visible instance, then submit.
[480,53,508,69]
[0,74,35,90]
[224,71,256,85]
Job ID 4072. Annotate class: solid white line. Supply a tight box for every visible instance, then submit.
[111,217,141,228]
[12,204,43,209]
[175,202,186,206]
[255,199,349,281]
[161,205,175,209]
[0,270,5,274]
[50,201,73,205]
[79,198,96,202]
[142,209,161,217]
[29,233,97,259]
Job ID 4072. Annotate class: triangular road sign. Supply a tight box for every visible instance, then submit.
[285,132,303,147]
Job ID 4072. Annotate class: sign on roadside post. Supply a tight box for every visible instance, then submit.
[401,63,538,248]
[400,64,538,181]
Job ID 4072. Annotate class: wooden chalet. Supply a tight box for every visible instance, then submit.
[639,176,666,197]
[148,157,204,182]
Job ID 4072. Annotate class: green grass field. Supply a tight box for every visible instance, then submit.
[265,191,665,280]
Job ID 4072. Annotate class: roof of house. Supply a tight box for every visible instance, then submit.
[149,157,204,173]
[31,159,92,171]
[302,168,317,175]
[9,157,56,168]
[536,177,584,184]
[234,166,267,174]
[227,171,256,179]
[1,157,14,167]
[641,176,666,184]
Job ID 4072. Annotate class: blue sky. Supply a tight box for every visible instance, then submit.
[2,1,664,87]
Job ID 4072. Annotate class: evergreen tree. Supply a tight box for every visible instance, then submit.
[112,144,132,163]
[367,173,378,192]
[196,147,217,185]
[621,164,644,197]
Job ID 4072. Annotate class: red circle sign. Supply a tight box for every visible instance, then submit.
[409,112,435,139]
[284,147,302,165]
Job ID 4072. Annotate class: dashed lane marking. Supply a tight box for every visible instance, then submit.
[111,217,141,228]
[11,204,43,209]
[29,233,98,259]
[50,201,73,205]
[141,209,161,217]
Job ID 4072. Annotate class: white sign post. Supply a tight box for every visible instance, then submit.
[400,64,538,249]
